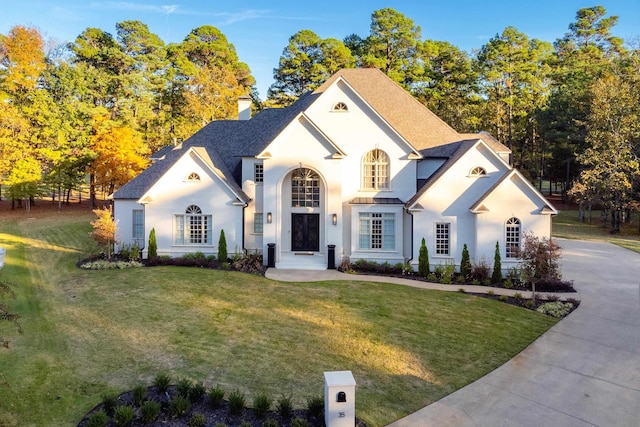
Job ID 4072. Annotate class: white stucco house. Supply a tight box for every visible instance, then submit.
[112,68,556,271]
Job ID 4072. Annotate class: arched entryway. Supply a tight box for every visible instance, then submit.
[282,167,325,253]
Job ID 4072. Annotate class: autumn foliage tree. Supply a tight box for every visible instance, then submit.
[89,114,150,196]
[90,208,118,258]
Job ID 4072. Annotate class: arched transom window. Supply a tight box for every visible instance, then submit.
[187,172,201,181]
[469,166,487,177]
[332,102,348,112]
[505,217,521,258]
[362,149,390,190]
[174,205,212,245]
[291,168,320,208]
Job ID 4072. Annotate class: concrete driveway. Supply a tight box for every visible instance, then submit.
[389,238,640,426]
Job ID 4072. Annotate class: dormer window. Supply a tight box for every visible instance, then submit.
[187,172,201,181]
[469,167,487,177]
[332,102,348,112]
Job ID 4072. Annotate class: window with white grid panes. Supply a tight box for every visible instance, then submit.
[174,205,212,245]
[359,213,395,250]
[291,168,320,207]
[435,223,450,255]
[362,149,390,190]
[505,217,521,258]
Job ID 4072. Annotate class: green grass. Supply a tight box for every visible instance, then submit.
[553,208,640,253]
[0,210,557,426]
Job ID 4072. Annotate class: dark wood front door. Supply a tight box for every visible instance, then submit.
[291,213,320,252]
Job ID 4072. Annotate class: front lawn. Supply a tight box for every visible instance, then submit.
[0,206,557,426]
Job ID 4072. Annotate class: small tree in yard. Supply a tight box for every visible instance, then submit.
[518,232,562,283]
[418,238,430,277]
[460,244,471,279]
[147,228,157,259]
[90,208,118,258]
[218,229,228,262]
[491,241,502,283]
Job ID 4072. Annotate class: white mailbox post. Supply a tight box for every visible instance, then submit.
[324,370,356,427]
[0,246,5,270]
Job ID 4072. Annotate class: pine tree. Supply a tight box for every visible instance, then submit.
[492,241,503,283]
[147,228,157,259]
[418,238,430,277]
[218,229,227,262]
[460,244,472,279]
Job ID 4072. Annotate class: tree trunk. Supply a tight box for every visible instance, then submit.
[90,173,96,208]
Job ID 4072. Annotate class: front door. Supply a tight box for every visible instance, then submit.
[291,213,320,252]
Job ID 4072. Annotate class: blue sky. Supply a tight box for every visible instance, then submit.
[2,1,639,98]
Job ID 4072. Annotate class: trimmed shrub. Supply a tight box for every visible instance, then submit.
[133,383,146,406]
[153,373,171,393]
[252,392,272,418]
[261,419,279,427]
[228,389,246,416]
[460,244,471,279]
[114,405,134,426]
[492,241,502,283]
[140,400,161,424]
[101,392,118,416]
[524,299,537,310]
[176,377,193,398]
[80,260,143,270]
[306,395,324,418]
[189,413,207,427]
[291,418,310,427]
[218,229,228,262]
[513,292,523,301]
[276,395,293,419]
[498,294,508,302]
[86,410,108,427]
[418,238,430,277]
[208,386,225,408]
[169,395,191,417]
[148,228,157,259]
[214,423,229,427]
[189,382,206,403]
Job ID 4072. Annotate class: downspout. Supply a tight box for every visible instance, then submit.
[406,207,414,265]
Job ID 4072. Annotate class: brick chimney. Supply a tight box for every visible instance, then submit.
[238,95,252,120]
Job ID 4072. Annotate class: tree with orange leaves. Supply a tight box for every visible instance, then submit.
[0,25,46,99]
[89,114,150,196]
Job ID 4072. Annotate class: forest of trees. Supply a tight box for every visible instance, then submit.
[1,6,639,231]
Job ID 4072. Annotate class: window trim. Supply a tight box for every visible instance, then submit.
[174,205,212,246]
[505,217,521,259]
[358,212,395,251]
[435,222,450,256]
[331,102,349,112]
[254,163,263,184]
[362,149,390,191]
[291,168,320,208]
[132,209,144,240]
[254,212,263,234]
[469,166,487,177]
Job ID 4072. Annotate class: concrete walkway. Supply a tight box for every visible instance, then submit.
[266,238,640,426]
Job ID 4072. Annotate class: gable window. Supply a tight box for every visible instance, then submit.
[254,213,263,234]
[435,223,450,255]
[187,172,200,181]
[362,149,390,190]
[469,166,487,177]
[505,217,521,258]
[359,213,395,250]
[291,168,320,207]
[332,102,348,112]
[132,210,144,239]
[174,205,212,245]
[254,164,263,183]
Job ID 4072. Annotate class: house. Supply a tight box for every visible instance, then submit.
[112,68,556,271]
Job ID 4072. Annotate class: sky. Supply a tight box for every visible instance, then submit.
[2,1,639,98]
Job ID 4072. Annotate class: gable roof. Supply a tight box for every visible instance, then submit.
[315,68,462,150]
[469,169,558,215]
[460,131,510,154]
[113,120,250,203]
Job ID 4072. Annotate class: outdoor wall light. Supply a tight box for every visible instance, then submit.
[267,212,272,223]
[332,213,338,225]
